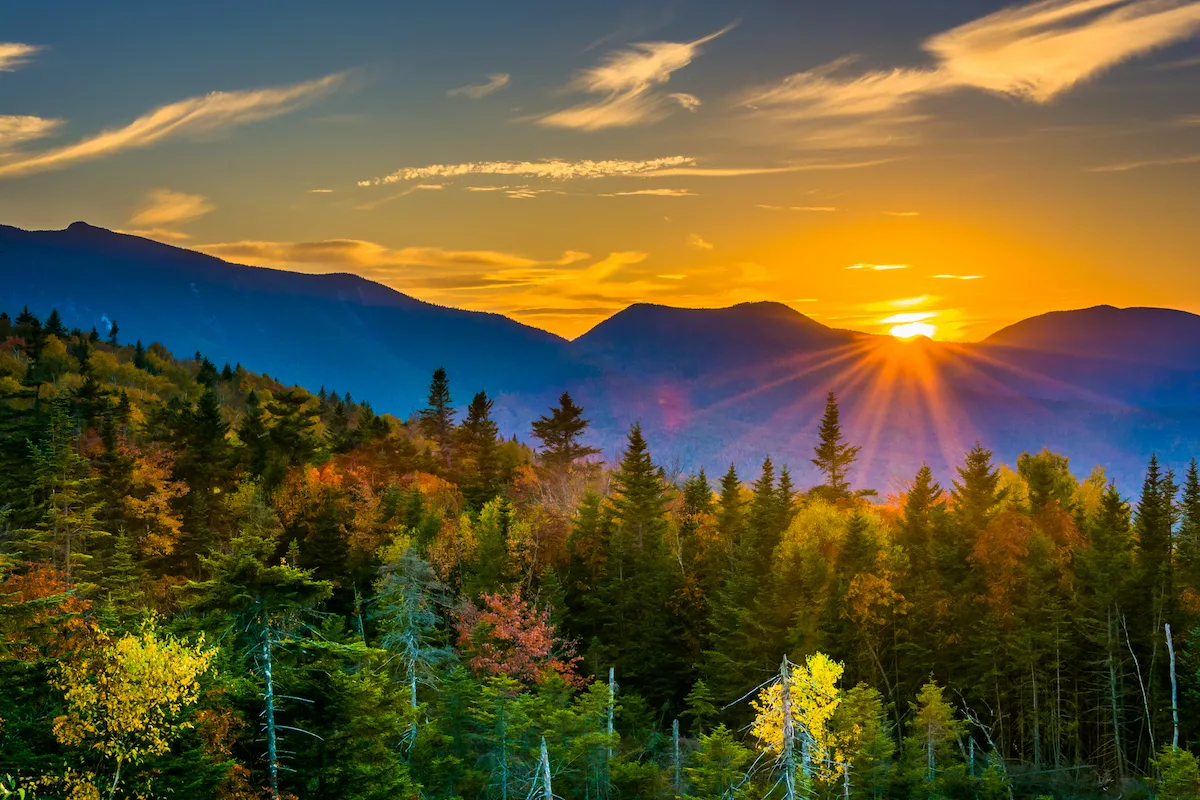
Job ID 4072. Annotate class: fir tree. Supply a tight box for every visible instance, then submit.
[531,391,600,474]
[44,309,66,339]
[107,319,119,346]
[459,390,501,506]
[419,367,455,467]
[811,391,860,501]
[951,442,1004,534]
[1177,460,1200,597]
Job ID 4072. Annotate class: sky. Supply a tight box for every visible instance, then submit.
[1,0,1199,341]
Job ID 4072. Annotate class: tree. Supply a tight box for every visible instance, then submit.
[420,367,455,467]
[904,680,965,794]
[23,396,108,587]
[374,545,453,715]
[43,309,66,339]
[106,319,119,346]
[952,442,1004,535]
[459,390,502,506]
[751,652,845,785]
[685,724,754,800]
[1152,745,1200,800]
[830,684,894,800]
[812,391,860,501]
[51,623,215,799]
[454,589,583,687]
[1178,460,1200,603]
[531,392,599,474]
[682,679,719,735]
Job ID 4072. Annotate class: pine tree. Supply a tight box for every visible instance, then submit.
[1135,455,1174,624]
[107,319,119,346]
[44,309,66,339]
[531,391,600,474]
[239,390,270,478]
[22,396,108,587]
[459,390,501,507]
[812,391,860,501]
[682,679,719,735]
[952,442,1004,534]
[1177,460,1200,599]
[419,367,455,467]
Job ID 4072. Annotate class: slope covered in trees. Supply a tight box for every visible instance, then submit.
[4,222,1200,491]
[2,306,1200,799]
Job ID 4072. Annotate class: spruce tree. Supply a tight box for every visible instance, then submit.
[952,442,1004,534]
[1177,460,1200,597]
[458,390,501,506]
[44,309,66,339]
[531,391,600,473]
[419,367,455,467]
[107,319,119,346]
[811,391,860,500]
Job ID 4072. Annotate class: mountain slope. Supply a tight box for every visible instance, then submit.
[1,222,1197,489]
[0,222,581,429]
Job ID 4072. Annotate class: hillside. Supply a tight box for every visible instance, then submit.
[2,222,1199,488]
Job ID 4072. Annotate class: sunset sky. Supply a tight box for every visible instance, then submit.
[2,0,1199,340]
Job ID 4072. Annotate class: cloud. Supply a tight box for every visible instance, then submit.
[415,183,444,190]
[884,210,920,216]
[0,115,62,149]
[881,311,937,324]
[121,227,194,243]
[448,73,512,99]
[669,92,702,111]
[847,263,908,270]
[657,274,687,280]
[688,233,714,250]
[1087,152,1200,171]
[362,155,695,185]
[757,204,837,211]
[309,188,334,193]
[0,72,345,180]
[362,155,889,186]
[197,239,561,272]
[602,188,697,196]
[744,0,1200,133]
[0,43,41,72]
[129,188,214,227]
[932,273,984,280]
[536,22,736,130]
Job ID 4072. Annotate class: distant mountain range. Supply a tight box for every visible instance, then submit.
[2,221,1198,490]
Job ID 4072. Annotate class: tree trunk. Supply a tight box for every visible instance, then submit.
[781,656,797,800]
[262,614,280,800]
[1166,622,1179,749]
[539,737,553,800]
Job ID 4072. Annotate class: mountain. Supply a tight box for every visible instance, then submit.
[1,222,1197,489]
[0,222,583,431]
[984,304,1200,368]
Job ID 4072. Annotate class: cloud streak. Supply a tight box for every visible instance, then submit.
[1087,152,1200,171]
[745,0,1200,133]
[448,73,511,99]
[602,188,697,196]
[0,115,62,149]
[537,22,736,130]
[0,43,41,72]
[0,72,345,179]
[129,188,214,227]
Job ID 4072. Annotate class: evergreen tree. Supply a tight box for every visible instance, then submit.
[531,391,600,474]
[419,367,455,467]
[107,319,119,346]
[1177,460,1200,598]
[952,442,1004,534]
[238,390,270,478]
[811,391,860,501]
[43,309,66,339]
[459,390,501,507]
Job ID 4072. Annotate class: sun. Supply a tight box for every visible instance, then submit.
[889,321,937,339]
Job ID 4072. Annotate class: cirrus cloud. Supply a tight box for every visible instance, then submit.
[448,73,511,99]
[0,43,41,72]
[0,72,346,180]
[536,22,736,130]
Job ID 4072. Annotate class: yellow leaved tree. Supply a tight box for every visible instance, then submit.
[51,622,215,799]
[750,652,844,784]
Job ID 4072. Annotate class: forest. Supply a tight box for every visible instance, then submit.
[1,305,1199,800]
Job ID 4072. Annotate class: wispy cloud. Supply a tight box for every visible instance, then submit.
[602,188,697,196]
[129,188,214,227]
[932,273,984,280]
[0,43,41,72]
[847,263,908,271]
[309,188,334,193]
[688,233,714,250]
[361,155,888,186]
[361,156,695,185]
[745,0,1200,139]
[120,188,214,242]
[448,73,511,99]
[537,22,736,130]
[884,210,920,216]
[196,239,585,273]
[0,72,345,180]
[1087,152,1200,171]
[757,204,837,211]
[0,115,62,149]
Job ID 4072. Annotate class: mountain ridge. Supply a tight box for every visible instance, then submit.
[2,222,1198,489]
